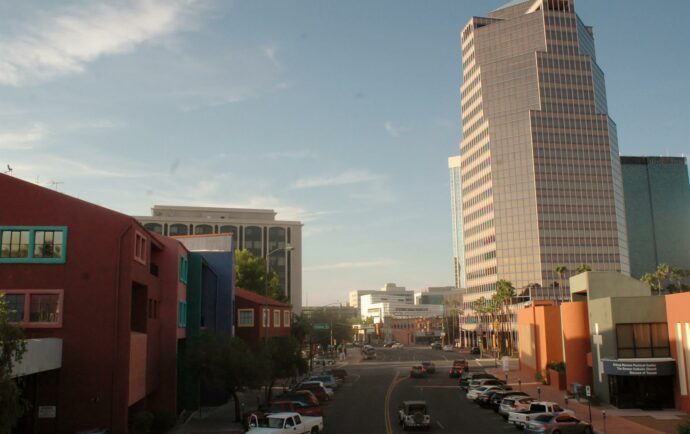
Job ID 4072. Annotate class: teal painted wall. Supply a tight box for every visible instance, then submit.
[622,157,690,278]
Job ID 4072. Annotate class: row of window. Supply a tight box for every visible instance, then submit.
[461,157,492,184]
[0,227,67,263]
[2,290,62,326]
[237,308,291,328]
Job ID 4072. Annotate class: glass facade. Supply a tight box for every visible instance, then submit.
[458,0,629,313]
[449,156,466,289]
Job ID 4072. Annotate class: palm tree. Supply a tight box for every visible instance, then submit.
[656,263,671,294]
[669,268,684,293]
[576,264,588,274]
[495,280,516,355]
[472,297,499,352]
[641,272,659,294]
[554,265,569,303]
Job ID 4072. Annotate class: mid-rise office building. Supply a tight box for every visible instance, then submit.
[135,205,302,312]
[621,156,690,278]
[348,283,413,310]
[458,0,629,317]
[449,156,466,289]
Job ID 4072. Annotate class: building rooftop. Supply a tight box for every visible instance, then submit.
[235,287,291,308]
[493,0,531,11]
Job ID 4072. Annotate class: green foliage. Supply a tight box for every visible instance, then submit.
[547,361,566,373]
[305,310,352,348]
[235,249,285,302]
[576,264,592,273]
[534,371,544,382]
[0,293,27,433]
[640,263,690,294]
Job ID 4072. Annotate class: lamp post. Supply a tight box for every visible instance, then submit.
[322,302,341,349]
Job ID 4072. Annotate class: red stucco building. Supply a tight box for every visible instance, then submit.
[234,287,292,345]
[0,174,189,433]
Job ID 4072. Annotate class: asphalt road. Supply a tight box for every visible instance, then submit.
[322,346,518,434]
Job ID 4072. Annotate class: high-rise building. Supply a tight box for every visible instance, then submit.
[621,156,690,278]
[458,0,629,313]
[134,205,303,313]
[348,283,414,310]
[449,156,466,289]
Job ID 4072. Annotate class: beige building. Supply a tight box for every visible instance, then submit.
[134,205,303,312]
[458,0,629,320]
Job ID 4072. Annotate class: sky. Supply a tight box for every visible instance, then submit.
[1,0,688,306]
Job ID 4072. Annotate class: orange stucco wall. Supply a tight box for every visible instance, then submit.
[128,332,147,406]
[517,302,563,378]
[665,292,690,412]
[560,301,591,389]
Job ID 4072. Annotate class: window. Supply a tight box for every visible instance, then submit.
[4,294,25,322]
[179,256,188,283]
[0,227,67,263]
[616,323,670,358]
[238,309,254,327]
[1,290,63,327]
[263,308,270,327]
[178,301,187,327]
[283,310,290,327]
[134,231,147,264]
[274,309,281,327]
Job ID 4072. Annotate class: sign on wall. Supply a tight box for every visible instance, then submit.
[38,406,56,419]
[602,359,676,377]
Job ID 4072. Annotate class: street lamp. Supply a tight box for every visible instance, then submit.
[265,244,294,297]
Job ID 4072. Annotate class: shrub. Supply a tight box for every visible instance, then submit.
[547,361,566,373]
[130,411,154,434]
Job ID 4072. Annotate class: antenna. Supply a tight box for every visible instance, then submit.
[48,180,64,191]
[3,164,12,175]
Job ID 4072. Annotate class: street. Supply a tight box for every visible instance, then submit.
[323,346,514,434]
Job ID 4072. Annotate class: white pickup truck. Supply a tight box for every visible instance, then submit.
[508,401,574,429]
[246,412,323,434]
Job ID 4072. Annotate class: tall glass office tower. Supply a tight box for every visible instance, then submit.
[449,155,466,289]
[459,0,629,311]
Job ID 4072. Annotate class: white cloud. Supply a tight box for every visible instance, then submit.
[0,124,46,150]
[292,169,381,189]
[0,0,199,86]
[384,120,407,137]
[304,259,398,272]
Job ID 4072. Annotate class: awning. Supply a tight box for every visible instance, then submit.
[601,358,675,377]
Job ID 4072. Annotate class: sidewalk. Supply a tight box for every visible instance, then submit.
[486,367,667,434]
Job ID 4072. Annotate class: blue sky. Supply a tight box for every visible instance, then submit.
[1,0,688,306]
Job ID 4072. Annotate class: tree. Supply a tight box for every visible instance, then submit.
[554,265,569,303]
[256,336,308,403]
[472,297,500,352]
[494,280,516,355]
[576,264,592,274]
[186,333,263,422]
[0,293,27,433]
[235,249,284,301]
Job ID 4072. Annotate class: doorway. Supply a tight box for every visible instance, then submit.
[608,375,675,409]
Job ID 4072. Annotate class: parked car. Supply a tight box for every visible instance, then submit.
[246,412,323,434]
[470,346,481,355]
[468,378,510,390]
[323,368,348,381]
[308,375,339,390]
[499,396,535,420]
[442,344,454,352]
[266,401,323,418]
[294,381,333,402]
[410,365,427,378]
[274,390,320,407]
[430,342,442,350]
[467,385,503,400]
[459,372,496,390]
[525,413,593,434]
[398,401,431,431]
[421,362,436,374]
[383,342,393,348]
[508,401,574,429]
[392,342,404,349]
[488,391,530,411]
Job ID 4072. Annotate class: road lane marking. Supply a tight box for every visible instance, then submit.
[384,370,407,434]
[436,421,445,429]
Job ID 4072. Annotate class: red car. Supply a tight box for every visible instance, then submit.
[267,400,323,417]
[294,382,331,402]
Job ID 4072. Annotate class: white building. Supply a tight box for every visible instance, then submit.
[134,205,303,312]
[348,282,414,310]
[363,302,443,324]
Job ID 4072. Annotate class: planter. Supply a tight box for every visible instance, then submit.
[549,369,567,391]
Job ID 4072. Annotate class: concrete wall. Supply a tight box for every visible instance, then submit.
[517,302,563,379]
[665,292,690,412]
[560,301,591,388]
[570,271,651,301]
